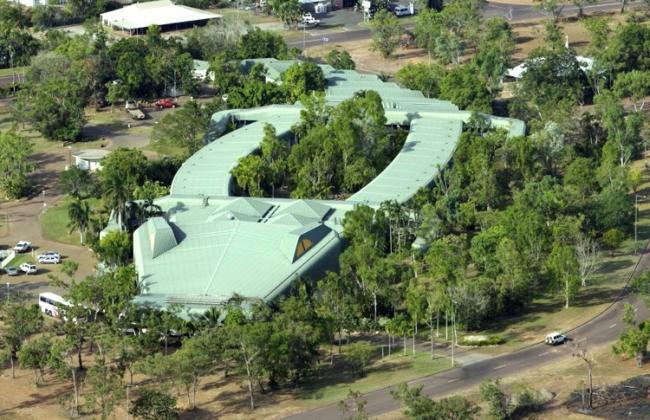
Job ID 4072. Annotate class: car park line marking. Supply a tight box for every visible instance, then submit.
[538,351,551,357]
[609,323,617,329]
[447,378,459,383]
[493,364,507,370]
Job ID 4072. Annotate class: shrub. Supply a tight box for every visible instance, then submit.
[458,335,505,347]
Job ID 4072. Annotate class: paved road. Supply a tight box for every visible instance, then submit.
[286,245,650,419]
[290,1,636,48]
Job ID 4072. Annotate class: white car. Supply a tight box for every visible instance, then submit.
[13,241,31,253]
[20,263,37,275]
[301,13,320,27]
[38,255,61,264]
[394,5,411,16]
[38,251,61,264]
[545,332,568,345]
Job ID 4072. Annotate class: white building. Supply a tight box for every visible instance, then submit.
[100,0,221,35]
[72,149,110,172]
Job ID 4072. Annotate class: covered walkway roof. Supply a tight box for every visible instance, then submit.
[133,59,525,314]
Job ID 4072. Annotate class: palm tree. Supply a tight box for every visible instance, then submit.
[68,198,91,244]
[103,174,131,230]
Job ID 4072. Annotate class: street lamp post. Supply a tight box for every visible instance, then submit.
[450,299,456,367]
[636,194,647,255]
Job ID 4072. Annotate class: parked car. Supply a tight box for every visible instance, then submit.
[125,100,146,120]
[36,251,61,264]
[545,332,568,345]
[19,263,37,275]
[394,5,411,16]
[154,98,178,109]
[13,241,31,253]
[38,251,60,259]
[38,254,61,264]
[4,266,18,276]
[300,13,320,27]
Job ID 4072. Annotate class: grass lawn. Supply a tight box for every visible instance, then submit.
[41,197,101,246]
[295,343,452,408]
[0,66,27,77]
[144,140,186,158]
[218,7,279,25]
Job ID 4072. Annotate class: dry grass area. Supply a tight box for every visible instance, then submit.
[305,12,636,75]
[380,344,650,420]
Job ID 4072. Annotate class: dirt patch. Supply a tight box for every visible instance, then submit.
[304,12,634,75]
[566,375,650,418]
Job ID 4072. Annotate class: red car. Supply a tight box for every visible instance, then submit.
[155,99,177,109]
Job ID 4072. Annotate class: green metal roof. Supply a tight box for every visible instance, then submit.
[133,59,525,314]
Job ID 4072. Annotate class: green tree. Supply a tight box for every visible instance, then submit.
[18,53,88,141]
[316,272,360,355]
[170,334,215,409]
[613,70,650,112]
[282,62,326,103]
[480,379,510,419]
[474,18,515,94]
[392,383,480,419]
[439,64,493,112]
[238,28,288,59]
[325,49,356,70]
[59,166,94,198]
[0,129,34,199]
[223,305,272,410]
[395,63,445,98]
[346,341,374,377]
[269,0,302,27]
[0,303,43,379]
[613,303,650,367]
[129,389,178,420]
[68,198,92,244]
[151,100,214,158]
[232,154,267,197]
[546,244,580,308]
[100,148,148,228]
[97,230,132,267]
[17,336,53,386]
[85,358,125,420]
[370,10,403,59]
[514,48,586,122]
[602,228,624,255]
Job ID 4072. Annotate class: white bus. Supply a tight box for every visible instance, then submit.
[38,292,71,318]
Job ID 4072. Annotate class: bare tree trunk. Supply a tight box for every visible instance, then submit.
[403,335,406,356]
[338,328,342,354]
[71,367,79,417]
[373,292,378,323]
[10,355,14,379]
[430,325,434,359]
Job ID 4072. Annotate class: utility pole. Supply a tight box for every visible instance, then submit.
[635,194,646,254]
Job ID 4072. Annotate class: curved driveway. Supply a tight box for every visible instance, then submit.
[286,245,650,419]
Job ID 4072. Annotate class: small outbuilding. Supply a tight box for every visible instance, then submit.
[100,0,221,35]
[72,149,110,172]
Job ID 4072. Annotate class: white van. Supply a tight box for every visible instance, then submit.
[38,292,71,318]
